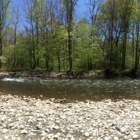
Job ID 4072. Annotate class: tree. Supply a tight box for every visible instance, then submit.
[119,0,136,70]
[87,0,103,26]
[0,0,11,68]
[24,0,45,69]
[63,0,78,71]
[86,0,103,69]
[74,18,103,70]
[134,0,140,71]
[97,0,122,69]
[10,6,20,68]
[97,0,136,70]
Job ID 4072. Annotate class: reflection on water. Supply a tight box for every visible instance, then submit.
[0,77,140,101]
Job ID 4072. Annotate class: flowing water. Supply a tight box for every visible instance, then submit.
[0,77,140,101]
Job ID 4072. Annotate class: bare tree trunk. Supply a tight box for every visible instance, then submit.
[122,31,127,70]
[64,0,77,71]
[0,37,2,68]
[35,18,39,67]
[68,23,73,71]
[135,22,140,71]
[0,0,11,69]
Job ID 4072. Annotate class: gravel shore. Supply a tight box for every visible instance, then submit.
[0,93,140,140]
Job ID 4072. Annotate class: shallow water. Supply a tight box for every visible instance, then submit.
[0,77,140,101]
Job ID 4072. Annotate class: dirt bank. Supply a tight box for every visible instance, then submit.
[0,69,139,79]
[0,71,103,79]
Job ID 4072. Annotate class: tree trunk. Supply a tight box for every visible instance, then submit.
[13,25,17,68]
[68,28,73,71]
[36,18,39,67]
[122,31,127,70]
[135,23,140,71]
[0,37,2,69]
[67,6,73,72]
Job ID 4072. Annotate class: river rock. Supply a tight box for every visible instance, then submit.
[104,137,110,140]
[41,130,47,136]
[113,136,119,140]
[20,130,28,134]
[11,137,21,140]
[131,132,139,139]
[85,132,90,137]
[2,129,8,133]
[120,127,126,133]
[0,94,140,139]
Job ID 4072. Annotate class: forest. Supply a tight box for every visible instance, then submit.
[0,0,140,72]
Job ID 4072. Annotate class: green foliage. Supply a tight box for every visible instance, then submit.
[1,0,140,72]
[73,19,103,70]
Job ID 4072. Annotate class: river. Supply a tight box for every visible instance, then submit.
[0,77,140,101]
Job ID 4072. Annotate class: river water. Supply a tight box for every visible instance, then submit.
[0,77,140,101]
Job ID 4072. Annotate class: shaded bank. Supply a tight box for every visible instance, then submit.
[104,68,138,78]
[0,70,139,79]
[0,71,102,79]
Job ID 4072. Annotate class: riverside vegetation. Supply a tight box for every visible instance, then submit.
[0,0,140,74]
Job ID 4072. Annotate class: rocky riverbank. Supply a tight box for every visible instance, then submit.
[0,69,139,79]
[0,93,140,140]
[0,71,103,79]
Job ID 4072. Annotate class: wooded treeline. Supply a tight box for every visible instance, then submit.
[1,0,140,72]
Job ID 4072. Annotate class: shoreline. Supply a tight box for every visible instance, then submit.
[0,93,139,140]
[0,70,138,79]
[0,71,102,79]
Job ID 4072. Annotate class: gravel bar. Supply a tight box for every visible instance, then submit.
[0,93,140,140]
